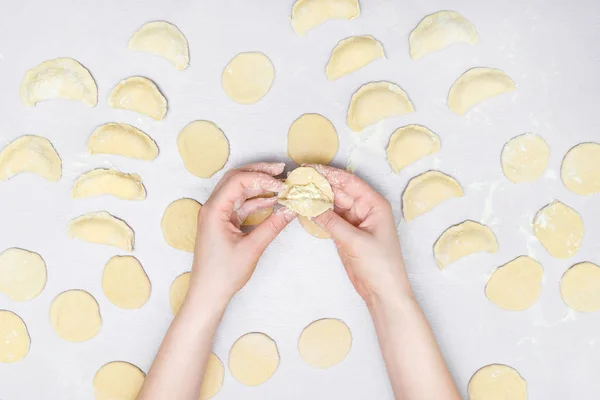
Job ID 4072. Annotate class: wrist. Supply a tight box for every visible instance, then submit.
[180,284,230,322]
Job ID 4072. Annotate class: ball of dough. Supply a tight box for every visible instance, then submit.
[169,272,190,315]
[501,133,550,183]
[199,353,225,400]
[102,256,151,309]
[161,198,202,253]
[278,167,334,217]
[298,216,331,239]
[222,52,275,104]
[485,256,543,311]
[229,332,279,386]
[560,262,600,312]
[287,113,338,165]
[94,361,145,400]
[533,201,584,259]
[49,290,102,342]
[0,310,30,363]
[467,364,527,400]
[298,318,352,368]
[561,142,600,195]
[0,247,47,301]
[177,120,229,179]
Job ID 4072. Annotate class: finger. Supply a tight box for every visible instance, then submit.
[213,171,285,207]
[313,209,363,245]
[234,196,277,226]
[304,164,375,199]
[239,162,285,176]
[243,207,297,253]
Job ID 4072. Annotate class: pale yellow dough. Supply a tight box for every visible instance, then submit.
[108,76,167,120]
[0,310,30,363]
[68,211,134,251]
[533,200,583,259]
[402,170,463,221]
[200,353,225,400]
[0,248,47,302]
[169,272,190,315]
[222,52,275,104]
[409,11,479,60]
[299,216,331,239]
[128,21,190,70]
[501,133,549,183]
[560,262,600,312]
[21,57,97,107]
[278,167,334,217]
[486,256,543,311]
[291,0,360,36]
[434,220,498,269]
[229,332,279,386]
[177,120,229,178]
[50,290,102,342]
[326,35,385,81]
[561,142,600,195]
[161,198,202,253]
[243,193,274,226]
[347,81,415,132]
[0,135,62,182]
[468,364,527,400]
[71,169,146,200]
[94,361,145,400]
[88,123,159,161]
[447,67,516,115]
[287,113,339,165]
[102,256,151,309]
[298,318,352,368]
[387,125,440,173]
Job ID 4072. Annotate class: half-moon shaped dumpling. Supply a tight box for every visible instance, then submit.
[88,123,158,161]
[326,35,385,81]
[108,76,167,120]
[128,21,190,70]
[402,170,463,221]
[387,125,440,173]
[434,220,498,269]
[71,169,146,200]
[291,0,360,36]
[447,67,516,115]
[0,135,62,182]
[68,211,134,251]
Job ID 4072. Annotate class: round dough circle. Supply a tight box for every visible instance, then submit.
[561,142,600,195]
[102,256,151,309]
[468,364,527,400]
[298,318,352,368]
[0,247,47,301]
[560,262,600,312]
[178,120,229,179]
[501,133,550,183]
[222,52,275,104]
[169,272,190,315]
[278,167,334,217]
[161,198,202,253]
[229,332,279,386]
[287,113,339,165]
[49,290,102,342]
[199,352,225,400]
[533,201,584,259]
[94,361,145,400]
[0,310,30,363]
[298,216,331,239]
[485,256,543,311]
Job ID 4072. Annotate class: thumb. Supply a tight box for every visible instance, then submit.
[313,209,360,244]
[245,207,297,253]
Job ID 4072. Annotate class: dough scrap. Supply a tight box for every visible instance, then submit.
[501,133,549,183]
[447,67,516,115]
[402,170,463,221]
[0,248,47,302]
[102,256,151,310]
[20,57,97,107]
[533,200,583,259]
[49,290,101,342]
[561,142,600,195]
[128,21,189,70]
[409,11,479,60]
[326,35,385,81]
[161,198,202,253]
[94,361,145,400]
[68,211,134,251]
[229,332,279,386]
[291,0,360,36]
[387,125,440,173]
[222,52,275,104]
[278,167,334,217]
[0,310,30,363]
[468,364,527,400]
[298,318,352,368]
[347,81,415,132]
[560,262,600,312]
[434,220,498,269]
[0,135,62,182]
[177,120,229,178]
[108,76,167,120]
[169,272,190,315]
[88,123,159,161]
[200,353,225,400]
[287,113,339,165]
[485,256,543,311]
[71,169,146,200]
[242,193,274,226]
[299,216,331,239]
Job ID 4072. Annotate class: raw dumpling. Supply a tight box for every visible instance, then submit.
[447,67,516,115]
[128,21,189,70]
[0,135,61,182]
[434,220,498,269]
[108,76,167,120]
[88,123,158,161]
[71,169,146,200]
[278,167,334,217]
[386,125,440,173]
[291,0,360,36]
[326,35,385,81]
